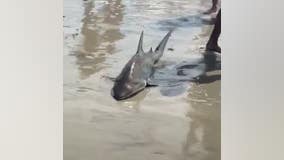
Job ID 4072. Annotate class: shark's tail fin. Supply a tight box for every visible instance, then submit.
[155,29,173,54]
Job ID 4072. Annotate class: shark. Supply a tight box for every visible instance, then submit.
[111,30,173,100]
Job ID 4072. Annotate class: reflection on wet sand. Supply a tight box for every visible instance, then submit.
[117,89,150,111]
[76,0,124,79]
[182,76,221,160]
[179,19,221,160]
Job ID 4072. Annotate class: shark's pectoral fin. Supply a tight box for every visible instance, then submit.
[146,83,158,87]
[146,78,159,87]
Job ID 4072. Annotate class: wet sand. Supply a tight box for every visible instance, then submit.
[64,0,220,160]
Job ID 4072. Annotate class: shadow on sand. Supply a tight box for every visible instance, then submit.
[157,52,220,97]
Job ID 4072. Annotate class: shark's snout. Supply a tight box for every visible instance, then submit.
[111,81,146,101]
[111,84,135,100]
[111,88,129,100]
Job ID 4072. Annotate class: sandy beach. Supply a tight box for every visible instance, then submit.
[64,0,220,159]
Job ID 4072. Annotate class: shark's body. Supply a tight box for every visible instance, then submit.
[111,30,172,100]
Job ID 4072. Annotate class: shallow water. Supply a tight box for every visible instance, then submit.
[64,0,220,160]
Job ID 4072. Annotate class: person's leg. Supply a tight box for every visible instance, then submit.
[212,0,218,11]
[204,0,218,14]
[206,10,221,53]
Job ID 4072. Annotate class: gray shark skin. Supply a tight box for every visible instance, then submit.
[111,30,172,100]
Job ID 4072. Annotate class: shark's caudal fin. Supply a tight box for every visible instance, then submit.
[136,31,144,54]
[155,29,173,54]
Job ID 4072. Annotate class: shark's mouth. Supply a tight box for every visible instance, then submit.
[111,87,145,101]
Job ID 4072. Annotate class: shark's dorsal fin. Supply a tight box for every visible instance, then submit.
[136,31,144,53]
[155,29,173,53]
